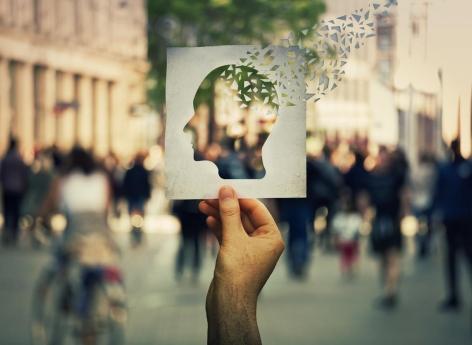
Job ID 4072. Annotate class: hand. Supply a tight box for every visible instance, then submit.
[199,186,284,345]
[199,186,285,299]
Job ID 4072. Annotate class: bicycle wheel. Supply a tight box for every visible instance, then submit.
[78,282,127,345]
[31,267,75,345]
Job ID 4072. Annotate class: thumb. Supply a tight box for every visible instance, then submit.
[218,186,243,242]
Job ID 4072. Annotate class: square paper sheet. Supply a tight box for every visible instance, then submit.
[165,45,306,200]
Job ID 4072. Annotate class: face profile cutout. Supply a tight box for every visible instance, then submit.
[184,65,279,180]
[166,46,306,200]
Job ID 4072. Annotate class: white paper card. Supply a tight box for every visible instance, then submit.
[165,45,306,200]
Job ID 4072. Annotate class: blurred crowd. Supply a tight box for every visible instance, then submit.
[281,137,471,311]
[0,138,155,248]
[1,135,471,313]
[192,134,269,179]
[277,137,472,311]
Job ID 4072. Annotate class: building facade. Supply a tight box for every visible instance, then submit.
[0,0,148,160]
[313,0,472,167]
[394,0,442,167]
[395,0,472,160]
[310,0,399,147]
[427,0,472,158]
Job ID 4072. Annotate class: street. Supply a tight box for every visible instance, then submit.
[0,232,470,345]
[0,0,471,344]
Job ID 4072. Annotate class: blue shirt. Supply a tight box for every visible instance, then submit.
[434,159,472,221]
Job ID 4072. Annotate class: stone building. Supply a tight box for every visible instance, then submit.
[315,0,472,161]
[394,0,441,167]
[0,0,148,160]
[310,0,399,147]
[395,0,472,161]
[425,0,472,157]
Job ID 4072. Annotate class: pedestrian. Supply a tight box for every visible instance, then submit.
[0,138,29,245]
[343,148,368,203]
[173,200,207,283]
[215,137,250,179]
[21,150,55,245]
[103,153,125,218]
[433,139,472,312]
[49,144,64,171]
[411,152,437,259]
[278,198,310,279]
[122,152,151,219]
[307,146,342,251]
[39,147,117,253]
[332,190,362,278]
[366,146,408,309]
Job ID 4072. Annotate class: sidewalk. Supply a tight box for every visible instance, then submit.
[0,233,470,345]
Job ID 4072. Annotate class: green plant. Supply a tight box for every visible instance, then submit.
[147,0,325,112]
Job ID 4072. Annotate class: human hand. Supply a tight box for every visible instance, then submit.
[199,186,285,300]
[199,186,284,345]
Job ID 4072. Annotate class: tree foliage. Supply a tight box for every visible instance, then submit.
[147,0,326,112]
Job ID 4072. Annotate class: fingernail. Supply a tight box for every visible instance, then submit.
[219,186,234,201]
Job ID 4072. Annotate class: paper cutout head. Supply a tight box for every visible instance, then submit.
[184,65,279,179]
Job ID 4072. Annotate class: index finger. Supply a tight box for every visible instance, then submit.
[239,199,277,229]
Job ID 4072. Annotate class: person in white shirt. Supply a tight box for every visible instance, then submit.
[40,147,118,265]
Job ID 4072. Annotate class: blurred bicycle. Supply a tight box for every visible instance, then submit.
[20,214,64,249]
[31,233,127,345]
[31,147,127,345]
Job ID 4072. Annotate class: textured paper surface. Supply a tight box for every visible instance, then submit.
[165,45,306,200]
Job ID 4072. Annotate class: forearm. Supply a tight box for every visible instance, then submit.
[207,280,261,345]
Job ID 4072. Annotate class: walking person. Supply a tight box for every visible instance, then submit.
[215,137,250,179]
[0,138,29,245]
[173,200,207,283]
[411,152,437,259]
[366,147,408,309]
[123,152,151,217]
[103,153,125,219]
[433,139,472,312]
[332,190,362,278]
[278,198,310,279]
[21,150,55,246]
[122,152,151,245]
[343,149,369,203]
[307,146,342,251]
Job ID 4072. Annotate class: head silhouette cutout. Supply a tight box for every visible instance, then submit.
[184,65,279,179]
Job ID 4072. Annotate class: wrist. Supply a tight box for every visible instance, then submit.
[209,277,258,308]
[207,285,257,314]
[206,279,261,345]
